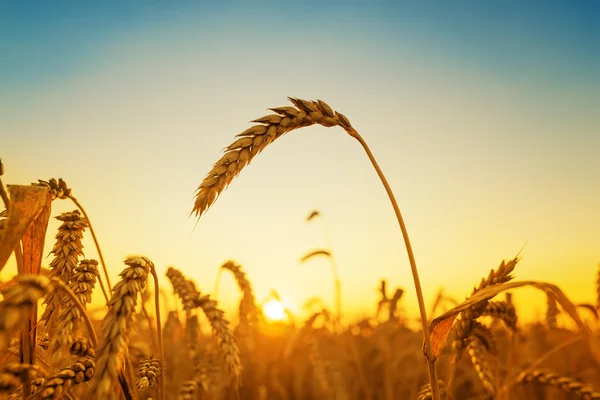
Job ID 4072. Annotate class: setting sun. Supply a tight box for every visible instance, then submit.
[262,299,286,322]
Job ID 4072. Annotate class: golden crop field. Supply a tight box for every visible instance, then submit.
[1,96,599,400]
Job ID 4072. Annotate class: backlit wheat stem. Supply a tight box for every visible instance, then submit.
[481,301,518,332]
[149,264,166,400]
[191,97,439,398]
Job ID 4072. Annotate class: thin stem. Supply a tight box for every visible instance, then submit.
[69,196,111,302]
[150,267,165,400]
[349,129,440,400]
[0,179,9,211]
[309,213,343,326]
[14,244,32,399]
[213,268,224,300]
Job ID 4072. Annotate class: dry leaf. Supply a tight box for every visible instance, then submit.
[424,280,600,367]
[0,185,50,272]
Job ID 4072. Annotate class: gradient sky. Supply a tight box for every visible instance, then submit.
[1,1,599,325]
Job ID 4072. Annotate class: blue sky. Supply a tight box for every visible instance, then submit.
[1,1,598,90]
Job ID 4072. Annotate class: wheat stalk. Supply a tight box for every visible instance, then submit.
[87,256,152,400]
[416,381,449,400]
[190,97,439,398]
[546,294,559,329]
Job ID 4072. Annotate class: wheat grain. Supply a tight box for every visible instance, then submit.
[136,356,161,391]
[36,358,95,399]
[481,301,518,332]
[0,363,44,393]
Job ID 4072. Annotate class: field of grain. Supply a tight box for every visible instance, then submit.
[1,98,599,400]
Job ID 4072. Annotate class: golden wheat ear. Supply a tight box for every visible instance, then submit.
[191,98,353,219]
[191,97,442,398]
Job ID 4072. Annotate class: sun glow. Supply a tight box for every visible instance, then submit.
[262,299,286,322]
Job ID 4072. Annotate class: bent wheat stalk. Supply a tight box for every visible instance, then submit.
[191,97,439,398]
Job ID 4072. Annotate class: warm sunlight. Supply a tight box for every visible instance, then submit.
[262,299,286,322]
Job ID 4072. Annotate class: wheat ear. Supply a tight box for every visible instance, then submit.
[517,369,600,399]
[467,337,495,396]
[220,261,259,348]
[191,97,440,398]
[166,267,242,383]
[49,259,99,362]
[135,356,161,391]
[481,301,518,332]
[34,178,111,299]
[33,358,95,399]
[88,256,152,400]
[39,211,88,332]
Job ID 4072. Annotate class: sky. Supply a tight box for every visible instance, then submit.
[1,1,599,325]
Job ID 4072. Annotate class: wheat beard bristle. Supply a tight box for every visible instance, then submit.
[192,97,355,218]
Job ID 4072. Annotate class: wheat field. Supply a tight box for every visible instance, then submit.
[1,98,599,400]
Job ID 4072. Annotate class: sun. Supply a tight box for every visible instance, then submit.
[262,299,285,322]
